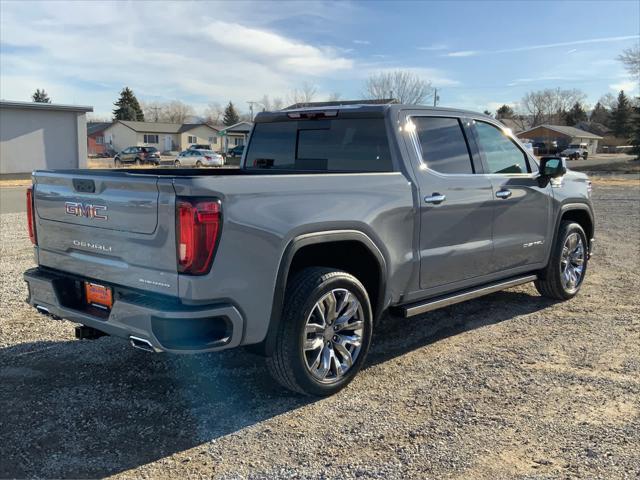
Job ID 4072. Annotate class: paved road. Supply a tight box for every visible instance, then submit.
[0,187,26,214]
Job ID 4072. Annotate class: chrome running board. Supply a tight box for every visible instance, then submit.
[401,274,538,317]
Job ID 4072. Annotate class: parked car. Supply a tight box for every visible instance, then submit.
[188,144,212,151]
[174,149,223,167]
[561,143,588,160]
[113,146,160,166]
[24,104,595,397]
[533,141,559,155]
[226,145,244,158]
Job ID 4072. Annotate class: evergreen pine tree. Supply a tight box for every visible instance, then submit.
[564,102,587,126]
[32,89,51,103]
[223,102,240,126]
[113,87,144,121]
[631,98,640,161]
[495,104,514,119]
[612,90,632,139]
[589,102,610,126]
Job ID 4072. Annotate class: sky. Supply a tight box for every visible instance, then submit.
[1,0,638,119]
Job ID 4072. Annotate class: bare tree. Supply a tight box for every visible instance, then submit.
[203,102,223,124]
[364,70,434,105]
[598,93,618,111]
[327,92,341,102]
[519,88,587,126]
[618,46,640,78]
[287,82,318,105]
[162,100,194,123]
[259,95,272,111]
[140,100,165,122]
[272,97,284,110]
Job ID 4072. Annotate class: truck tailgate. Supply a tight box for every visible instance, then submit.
[32,171,179,296]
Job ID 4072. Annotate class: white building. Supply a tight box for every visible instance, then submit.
[0,100,92,174]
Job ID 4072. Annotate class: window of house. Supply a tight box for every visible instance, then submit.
[475,121,530,174]
[188,135,197,143]
[412,117,474,174]
[95,136,104,145]
[143,134,159,144]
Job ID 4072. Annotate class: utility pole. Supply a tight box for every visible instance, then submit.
[247,101,266,121]
[433,88,439,107]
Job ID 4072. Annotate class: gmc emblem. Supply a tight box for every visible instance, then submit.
[65,202,108,220]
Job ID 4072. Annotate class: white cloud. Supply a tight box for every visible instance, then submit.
[0,1,356,116]
[417,44,447,51]
[353,40,370,45]
[609,80,638,93]
[446,51,479,57]
[445,35,640,58]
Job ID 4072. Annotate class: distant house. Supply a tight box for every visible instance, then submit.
[218,121,253,152]
[87,122,112,156]
[516,125,603,155]
[102,121,221,153]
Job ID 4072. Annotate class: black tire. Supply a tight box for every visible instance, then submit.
[114,158,121,168]
[583,153,588,161]
[535,221,588,300]
[196,160,203,168]
[266,267,373,396]
[134,158,141,166]
[174,159,181,167]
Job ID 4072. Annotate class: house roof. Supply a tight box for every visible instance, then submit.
[219,121,252,133]
[117,121,219,134]
[87,122,112,135]
[518,124,603,140]
[0,99,93,113]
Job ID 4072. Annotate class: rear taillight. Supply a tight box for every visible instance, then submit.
[176,199,221,275]
[205,156,212,160]
[26,186,37,245]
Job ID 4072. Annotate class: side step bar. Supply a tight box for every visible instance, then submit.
[401,274,538,317]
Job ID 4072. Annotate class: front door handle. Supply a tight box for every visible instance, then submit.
[495,189,512,199]
[424,193,446,205]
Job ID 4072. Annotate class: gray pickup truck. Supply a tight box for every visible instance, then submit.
[24,104,595,396]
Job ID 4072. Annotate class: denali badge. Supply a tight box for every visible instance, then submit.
[65,202,108,220]
[72,240,112,252]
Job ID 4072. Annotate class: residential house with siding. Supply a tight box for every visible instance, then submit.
[87,122,112,156]
[516,125,603,155]
[102,121,221,153]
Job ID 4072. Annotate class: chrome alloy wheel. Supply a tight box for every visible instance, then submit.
[303,288,364,383]
[560,232,585,293]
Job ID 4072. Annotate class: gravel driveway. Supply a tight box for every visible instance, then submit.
[1,178,638,479]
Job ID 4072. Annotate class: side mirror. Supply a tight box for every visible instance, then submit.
[540,156,567,178]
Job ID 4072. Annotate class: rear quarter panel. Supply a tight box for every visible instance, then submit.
[173,173,415,345]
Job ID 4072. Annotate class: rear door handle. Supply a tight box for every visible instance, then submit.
[424,193,446,205]
[495,189,512,199]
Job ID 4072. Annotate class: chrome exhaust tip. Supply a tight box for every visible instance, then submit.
[129,336,159,353]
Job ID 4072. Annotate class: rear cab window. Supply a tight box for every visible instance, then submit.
[412,116,474,174]
[245,117,393,172]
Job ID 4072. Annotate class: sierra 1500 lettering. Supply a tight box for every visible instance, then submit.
[24,104,595,396]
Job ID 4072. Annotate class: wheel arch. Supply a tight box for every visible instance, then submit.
[553,203,594,257]
[255,230,387,357]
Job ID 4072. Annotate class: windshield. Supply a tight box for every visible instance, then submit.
[245,118,392,172]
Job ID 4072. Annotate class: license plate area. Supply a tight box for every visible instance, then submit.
[84,282,113,310]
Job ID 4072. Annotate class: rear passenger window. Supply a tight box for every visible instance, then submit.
[413,117,473,174]
[246,119,392,172]
[475,121,530,174]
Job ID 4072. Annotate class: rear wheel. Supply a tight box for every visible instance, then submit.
[266,267,373,396]
[535,221,588,300]
[174,159,181,167]
[114,158,122,168]
[196,160,203,168]
[134,158,141,166]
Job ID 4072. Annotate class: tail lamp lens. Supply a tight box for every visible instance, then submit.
[176,199,220,275]
[26,186,37,245]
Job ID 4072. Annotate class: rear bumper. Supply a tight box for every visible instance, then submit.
[24,267,244,354]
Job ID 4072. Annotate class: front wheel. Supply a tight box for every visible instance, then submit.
[174,159,181,167]
[535,221,588,300]
[195,160,203,168]
[266,267,373,396]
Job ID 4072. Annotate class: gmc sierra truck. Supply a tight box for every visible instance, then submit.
[24,104,595,396]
